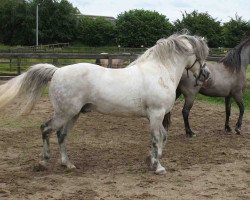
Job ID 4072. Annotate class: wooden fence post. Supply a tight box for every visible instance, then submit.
[108,57,112,68]
[9,58,12,71]
[53,58,58,66]
[17,58,21,75]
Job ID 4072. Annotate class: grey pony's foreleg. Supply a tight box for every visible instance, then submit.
[56,114,79,169]
[225,96,232,132]
[233,93,244,134]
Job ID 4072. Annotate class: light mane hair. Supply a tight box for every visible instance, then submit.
[129,33,209,67]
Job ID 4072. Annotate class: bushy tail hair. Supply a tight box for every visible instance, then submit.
[0,64,58,114]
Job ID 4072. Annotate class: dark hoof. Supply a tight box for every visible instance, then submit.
[235,127,241,135]
[225,126,232,133]
[186,132,196,137]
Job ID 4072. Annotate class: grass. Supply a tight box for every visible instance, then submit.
[0,116,39,129]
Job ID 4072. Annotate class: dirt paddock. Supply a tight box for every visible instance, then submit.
[0,96,249,200]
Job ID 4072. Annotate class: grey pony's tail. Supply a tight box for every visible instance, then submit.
[0,64,58,114]
[163,112,171,131]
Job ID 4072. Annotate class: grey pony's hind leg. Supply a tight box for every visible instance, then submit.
[225,96,232,133]
[233,93,244,134]
[56,114,79,169]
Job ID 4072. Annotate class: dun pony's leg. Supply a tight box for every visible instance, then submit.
[56,114,79,169]
[225,96,232,132]
[233,93,244,134]
[182,96,195,137]
[148,109,167,175]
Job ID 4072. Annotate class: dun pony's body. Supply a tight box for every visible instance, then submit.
[175,38,250,136]
[0,34,209,174]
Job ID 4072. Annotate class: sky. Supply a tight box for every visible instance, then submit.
[68,0,250,23]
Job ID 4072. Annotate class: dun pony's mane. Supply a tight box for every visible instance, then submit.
[129,33,209,67]
[219,38,250,73]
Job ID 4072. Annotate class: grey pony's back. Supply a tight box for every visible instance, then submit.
[0,64,58,114]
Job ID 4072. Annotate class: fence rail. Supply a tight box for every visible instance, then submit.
[0,52,224,76]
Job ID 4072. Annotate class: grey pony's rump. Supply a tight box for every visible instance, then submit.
[0,64,58,114]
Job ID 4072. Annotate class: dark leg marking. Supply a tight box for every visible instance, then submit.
[225,96,232,133]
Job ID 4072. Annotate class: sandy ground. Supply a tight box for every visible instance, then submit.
[0,95,249,200]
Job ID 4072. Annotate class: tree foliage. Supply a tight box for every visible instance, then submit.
[78,16,116,46]
[116,9,174,47]
[174,11,222,47]
[221,15,250,47]
[0,0,34,45]
[0,2,249,48]
[31,0,80,44]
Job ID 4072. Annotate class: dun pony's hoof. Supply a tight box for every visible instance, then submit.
[235,127,241,135]
[155,166,166,175]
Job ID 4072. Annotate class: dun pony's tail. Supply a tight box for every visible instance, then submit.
[0,64,58,114]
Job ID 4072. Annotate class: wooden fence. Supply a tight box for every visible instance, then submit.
[0,52,224,76]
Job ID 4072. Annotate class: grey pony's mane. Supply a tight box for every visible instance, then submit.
[129,33,209,67]
[219,38,250,73]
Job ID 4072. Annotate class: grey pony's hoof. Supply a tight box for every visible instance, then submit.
[235,127,241,135]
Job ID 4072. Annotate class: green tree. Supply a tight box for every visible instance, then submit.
[221,15,250,47]
[0,0,34,45]
[0,0,81,45]
[174,11,222,47]
[78,16,116,46]
[116,9,174,47]
[32,0,80,44]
